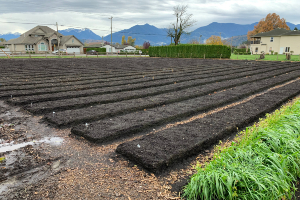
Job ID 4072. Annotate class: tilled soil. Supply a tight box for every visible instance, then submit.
[2,58,300,199]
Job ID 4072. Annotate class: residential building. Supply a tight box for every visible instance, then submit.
[2,26,84,54]
[250,28,300,55]
[83,44,136,53]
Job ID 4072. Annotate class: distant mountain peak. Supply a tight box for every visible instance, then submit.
[2,22,300,46]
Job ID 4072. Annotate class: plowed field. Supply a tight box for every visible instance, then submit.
[1,58,300,174]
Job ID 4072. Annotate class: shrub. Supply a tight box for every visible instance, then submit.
[85,47,106,53]
[274,52,278,55]
[148,44,231,59]
[271,50,274,55]
[234,48,247,54]
[266,53,269,55]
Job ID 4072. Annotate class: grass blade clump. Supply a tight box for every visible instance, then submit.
[183,99,300,200]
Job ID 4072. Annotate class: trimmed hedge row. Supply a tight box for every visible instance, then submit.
[234,48,251,55]
[85,47,106,53]
[148,45,231,59]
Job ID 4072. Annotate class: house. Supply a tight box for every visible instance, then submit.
[2,26,84,54]
[250,28,300,55]
[113,45,136,53]
[83,44,136,53]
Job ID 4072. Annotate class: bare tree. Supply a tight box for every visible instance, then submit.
[167,5,196,45]
[187,39,199,44]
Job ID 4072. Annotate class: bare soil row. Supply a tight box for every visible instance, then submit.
[2,58,300,173]
[71,71,300,145]
[116,81,300,173]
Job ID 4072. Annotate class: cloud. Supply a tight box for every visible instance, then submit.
[1,0,300,36]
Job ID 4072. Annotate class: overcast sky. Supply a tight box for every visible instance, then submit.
[0,0,299,36]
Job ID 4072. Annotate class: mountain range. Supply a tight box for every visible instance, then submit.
[1,22,300,46]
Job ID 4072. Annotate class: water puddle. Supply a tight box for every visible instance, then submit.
[0,137,63,153]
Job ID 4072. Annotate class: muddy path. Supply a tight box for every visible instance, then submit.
[0,100,194,199]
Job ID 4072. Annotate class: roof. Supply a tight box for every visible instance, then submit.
[84,44,104,48]
[5,25,63,45]
[281,30,300,36]
[60,35,84,45]
[112,44,133,49]
[251,28,291,37]
[20,26,63,38]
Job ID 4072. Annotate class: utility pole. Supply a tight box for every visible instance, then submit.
[56,22,59,50]
[109,17,113,53]
[199,35,202,44]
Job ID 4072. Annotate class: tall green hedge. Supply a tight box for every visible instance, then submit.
[0,46,5,49]
[85,47,106,52]
[148,45,231,58]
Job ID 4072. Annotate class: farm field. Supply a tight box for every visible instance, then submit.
[1,57,300,198]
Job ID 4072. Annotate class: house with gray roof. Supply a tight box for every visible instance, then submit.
[250,28,300,55]
[2,26,84,54]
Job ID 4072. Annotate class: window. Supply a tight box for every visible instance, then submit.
[269,47,272,52]
[72,39,74,43]
[38,42,47,51]
[25,45,34,51]
[270,37,274,42]
[255,47,258,53]
[285,47,290,52]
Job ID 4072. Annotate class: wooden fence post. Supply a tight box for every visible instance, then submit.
[107,52,108,58]
[204,54,205,59]
[45,52,47,58]
[97,52,98,58]
[29,51,31,58]
[134,52,135,57]
[86,53,87,58]
[126,52,127,58]
[74,52,75,58]
[220,54,222,59]
[140,53,141,57]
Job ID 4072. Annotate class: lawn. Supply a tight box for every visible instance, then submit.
[230,54,300,61]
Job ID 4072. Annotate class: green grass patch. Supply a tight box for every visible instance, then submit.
[230,54,300,61]
[183,98,300,200]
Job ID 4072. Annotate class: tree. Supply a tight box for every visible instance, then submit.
[221,39,230,46]
[127,36,136,46]
[167,5,196,45]
[294,27,298,30]
[121,35,126,45]
[206,35,223,45]
[247,13,290,40]
[0,38,6,42]
[143,41,150,49]
[104,41,110,45]
[187,39,199,44]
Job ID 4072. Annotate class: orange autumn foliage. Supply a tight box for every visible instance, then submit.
[206,35,223,45]
[247,13,290,40]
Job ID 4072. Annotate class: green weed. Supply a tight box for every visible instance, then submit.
[183,99,300,200]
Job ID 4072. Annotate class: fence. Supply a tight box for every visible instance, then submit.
[0,51,147,59]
